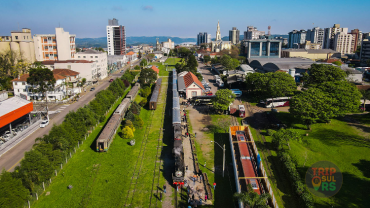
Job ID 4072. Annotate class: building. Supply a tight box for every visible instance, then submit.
[151,65,159,74]
[360,39,370,62]
[107,55,127,73]
[247,57,314,74]
[323,24,348,50]
[153,51,164,59]
[302,41,321,50]
[34,28,76,61]
[0,96,33,131]
[242,39,282,58]
[0,28,35,63]
[281,49,340,61]
[197,32,211,45]
[75,49,108,80]
[229,27,240,44]
[274,37,288,45]
[334,32,353,54]
[211,21,232,52]
[306,27,324,48]
[106,18,126,55]
[177,71,205,99]
[125,51,138,62]
[162,38,175,49]
[349,29,361,53]
[42,60,98,83]
[288,30,307,48]
[244,26,265,40]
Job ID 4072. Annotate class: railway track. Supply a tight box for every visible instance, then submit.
[230,116,239,126]
[122,109,156,207]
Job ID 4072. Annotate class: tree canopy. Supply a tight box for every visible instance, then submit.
[140,59,148,67]
[0,170,30,208]
[139,68,157,86]
[203,55,211,63]
[27,66,56,99]
[122,126,134,139]
[220,55,239,71]
[272,129,301,150]
[212,89,236,114]
[302,64,347,87]
[233,184,271,208]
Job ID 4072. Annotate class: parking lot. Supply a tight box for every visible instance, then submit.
[198,61,219,94]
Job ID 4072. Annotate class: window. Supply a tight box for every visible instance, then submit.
[24,36,25,39]
[49,46,52,49]
[23,89,26,92]
[44,46,48,49]
[90,56,93,58]
[15,36,18,40]
[67,65,71,69]
[95,56,98,58]
[50,54,54,57]
[55,54,58,58]
[78,56,80,58]
[48,37,51,40]
[22,82,25,85]
[45,54,49,57]
[53,46,56,49]
[18,89,20,92]
[83,56,86,58]
[15,82,17,85]
[44,38,47,42]
[191,91,197,96]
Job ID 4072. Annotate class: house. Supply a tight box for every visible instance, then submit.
[126,51,138,62]
[11,70,81,101]
[151,65,160,74]
[159,57,167,63]
[153,51,164,59]
[177,71,205,99]
[53,68,80,87]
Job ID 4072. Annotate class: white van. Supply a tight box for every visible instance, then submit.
[214,75,221,81]
[216,79,224,87]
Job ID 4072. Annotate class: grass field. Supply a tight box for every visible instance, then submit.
[186,113,237,208]
[262,112,370,208]
[152,57,182,76]
[33,78,170,208]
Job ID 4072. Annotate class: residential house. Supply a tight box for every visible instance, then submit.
[177,71,205,99]
[126,51,138,62]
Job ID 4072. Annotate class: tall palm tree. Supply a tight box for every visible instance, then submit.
[234,184,271,208]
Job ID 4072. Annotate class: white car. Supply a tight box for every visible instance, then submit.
[40,120,49,128]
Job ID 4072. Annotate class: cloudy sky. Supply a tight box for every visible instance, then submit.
[1,0,369,38]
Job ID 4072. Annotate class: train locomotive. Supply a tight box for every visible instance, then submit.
[96,82,140,152]
[172,69,185,185]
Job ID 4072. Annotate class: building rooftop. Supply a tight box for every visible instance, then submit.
[41,60,94,65]
[248,57,314,72]
[0,96,32,118]
[76,49,105,54]
[151,65,159,74]
[183,72,204,90]
[12,72,67,82]
[283,49,338,54]
[53,69,80,77]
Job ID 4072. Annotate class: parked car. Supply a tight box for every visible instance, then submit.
[206,92,213,96]
[109,79,114,82]
[120,70,124,73]
[90,87,95,91]
[216,79,224,87]
[40,120,49,128]
[231,89,242,97]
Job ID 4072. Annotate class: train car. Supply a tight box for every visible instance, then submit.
[96,114,121,152]
[126,83,141,100]
[239,105,245,117]
[149,78,162,110]
[115,98,131,117]
[236,130,261,194]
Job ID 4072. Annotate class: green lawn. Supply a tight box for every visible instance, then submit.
[186,113,236,208]
[33,78,170,208]
[152,57,182,76]
[265,112,370,208]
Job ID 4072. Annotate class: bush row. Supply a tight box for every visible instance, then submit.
[0,71,136,207]
[278,152,314,208]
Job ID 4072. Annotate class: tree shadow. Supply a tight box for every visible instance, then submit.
[309,128,370,148]
[352,159,370,179]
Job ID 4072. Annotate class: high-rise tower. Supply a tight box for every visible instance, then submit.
[106,18,126,55]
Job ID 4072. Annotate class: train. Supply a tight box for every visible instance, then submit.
[149,78,162,110]
[96,82,141,152]
[172,69,185,185]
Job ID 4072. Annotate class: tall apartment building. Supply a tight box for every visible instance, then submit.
[229,27,240,44]
[106,18,126,55]
[334,32,353,54]
[360,39,370,62]
[34,28,76,61]
[349,29,361,53]
[288,30,307,48]
[0,28,36,63]
[306,27,324,48]
[75,49,108,80]
[244,26,265,40]
[197,32,211,45]
[323,24,348,50]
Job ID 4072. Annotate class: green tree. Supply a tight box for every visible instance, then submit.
[265,72,297,101]
[147,54,155,62]
[203,55,211,64]
[0,170,30,207]
[139,68,157,86]
[140,86,151,98]
[134,65,140,70]
[140,59,148,67]
[124,120,135,130]
[27,66,56,101]
[212,89,236,114]
[272,129,302,150]
[332,61,342,66]
[122,126,134,139]
[138,51,142,59]
[133,115,144,128]
[289,88,335,130]
[237,56,246,64]
[233,184,271,208]
[302,64,347,88]
[220,55,232,70]
[211,57,219,64]
[360,89,370,111]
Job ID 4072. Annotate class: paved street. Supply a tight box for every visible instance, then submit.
[197,61,219,94]
[0,60,140,172]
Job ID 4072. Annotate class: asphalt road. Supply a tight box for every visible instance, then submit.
[0,60,140,172]
[198,61,219,94]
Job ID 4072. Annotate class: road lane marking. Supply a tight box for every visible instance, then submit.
[7,157,23,171]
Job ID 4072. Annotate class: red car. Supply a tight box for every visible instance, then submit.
[206,92,213,96]
[109,79,114,82]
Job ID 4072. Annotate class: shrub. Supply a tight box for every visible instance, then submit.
[139,99,147,107]
[124,120,135,132]
[133,115,144,128]
[121,126,134,139]
[140,87,151,98]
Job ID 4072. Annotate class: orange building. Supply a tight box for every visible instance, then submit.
[0,97,33,129]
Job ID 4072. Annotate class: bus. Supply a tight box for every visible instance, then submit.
[239,105,245,117]
[260,97,290,108]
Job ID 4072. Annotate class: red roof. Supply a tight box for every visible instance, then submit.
[42,60,94,65]
[126,51,135,55]
[184,72,204,90]
[151,65,159,74]
[53,69,80,77]
[12,72,66,82]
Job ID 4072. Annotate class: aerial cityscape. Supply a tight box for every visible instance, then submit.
[0,1,369,208]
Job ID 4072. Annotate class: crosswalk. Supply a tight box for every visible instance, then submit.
[49,104,70,115]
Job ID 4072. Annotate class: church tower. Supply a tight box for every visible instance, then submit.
[216,21,221,41]
[156,38,161,51]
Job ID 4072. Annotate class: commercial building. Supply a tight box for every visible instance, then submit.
[274,37,288,45]
[323,24,348,50]
[306,27,324,48]
[244,26,265,40]
[229,27,240,44]
[360,39,370,62]
[247,57,314,74]
[34,28,76,61]
[0,28,36,63]
[0,96,33,131]
[75,49,108,80]
[288,30,307,48]
[107,18,126,55]
[281,49,340,61]
[242,39,282,58]
[42,60,98,83]
[334,32,353,54]
[197,32,211,45]
[162,38,175,49]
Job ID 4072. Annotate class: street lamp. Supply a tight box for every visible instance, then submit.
[211,141,225,177]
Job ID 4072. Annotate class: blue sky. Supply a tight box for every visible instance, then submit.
[1,0,369,38]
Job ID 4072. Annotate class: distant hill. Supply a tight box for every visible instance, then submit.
[76,36,197,48]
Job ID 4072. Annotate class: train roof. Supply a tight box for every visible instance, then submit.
[150,78,162,103]
[126,84,140,97]
[172,108,181,124]
[115,98,130,114]
[173,90,178,98]
[96,114,121,142]
[173,96,180,109]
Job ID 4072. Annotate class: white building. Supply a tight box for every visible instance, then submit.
[33,28,76,61]
[162,39,175,49]
[323,24,348,50]
[42,60,98,83]
[334,32,353,54]
[244,26,265,40]
[211,21,232,52]
[75,49,108,80]
[107,18,126,56]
